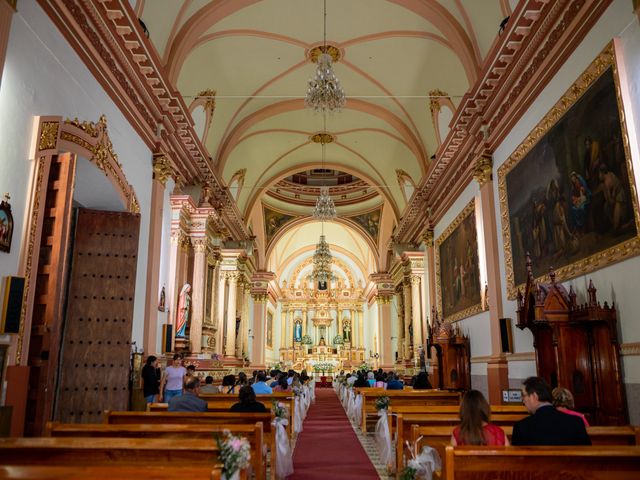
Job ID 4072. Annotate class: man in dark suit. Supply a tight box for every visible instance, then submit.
[168,376,207,412]
[512,376,591,446]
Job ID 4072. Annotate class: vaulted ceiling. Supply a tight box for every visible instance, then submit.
[138,0,511,263]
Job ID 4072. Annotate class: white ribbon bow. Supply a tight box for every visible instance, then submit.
[273,417,294,479]
[407,445,441,480]
[375,409,394,469]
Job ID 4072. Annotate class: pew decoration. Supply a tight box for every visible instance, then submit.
[375,395,394,471]
[401,445,441,480]
[427,308,471,390]
[216,430,251,480]
[272,402,294,479]
[516,255,627,425]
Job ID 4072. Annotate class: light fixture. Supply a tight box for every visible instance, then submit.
[312,234,332,282]
[304,0,346,113]
[312,130,336,221]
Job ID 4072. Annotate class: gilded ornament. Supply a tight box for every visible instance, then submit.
[428,89,448,115]
[422,229,434,248]
[92,143,109,172]
[473,153,493,185]
[39,122,59,150]
[197,89,216,115]
[308,44,341,63]
[153,154,173,185]
[310,132,334,144]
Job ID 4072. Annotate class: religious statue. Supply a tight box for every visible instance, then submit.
[158,286,166,312]
[294,321,302,342]
[175,283,191,338]
[319,336,326,346]
[343,322,351,342]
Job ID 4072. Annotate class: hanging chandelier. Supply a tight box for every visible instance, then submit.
[312,234,333,282]
[313,186,336,220]
[304,0,346,113]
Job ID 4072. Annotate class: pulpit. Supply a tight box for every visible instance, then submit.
[516,256,627,425]
[427,309,471,391]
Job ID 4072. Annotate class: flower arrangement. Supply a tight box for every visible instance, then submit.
[399,466,417,480]
[301,334,313,345]
[375,396,390,411]
[357,362,371,373]
[272,401,288,419]
[216,430,251,477]
[292,385,304,397]
[332,334,344,345]
[313,361,334,372]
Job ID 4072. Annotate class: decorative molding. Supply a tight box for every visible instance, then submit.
[152,153,173,185]
[421,228,434,248]
[621,342,640,356]
[498,42,640,299]
[428,89,448,115]
[473,151,493,186]
[39,121,59,150]
[310,132,334,144]
[394,0,611,244]
[471,352,536,363]
[197,88,216,116]
[308,44,341,63]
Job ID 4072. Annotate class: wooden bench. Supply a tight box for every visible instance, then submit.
[394,409,528,476]
[444,445,640,479]
[0,465,223,480]
[104,411,275,479]
[0,437,249,478]
[360,390,461,431]
[45,421,266,480]
[405,425,640,478]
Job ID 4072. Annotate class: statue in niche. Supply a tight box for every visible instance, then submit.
[158,285,166,312]
[343,321,351,343]
[319,336,326,346]
[294,321,302,342]
[175,283,192,338]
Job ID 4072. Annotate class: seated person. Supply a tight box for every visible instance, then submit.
[252,371,273,394]
[199,375,218,394]
[386,373,404,390]
[231,385,269,413]
[553,387,589,427]
[273,375,290,392]
[452,390,508,446]
[512,377,591,446]
[219,374,236,394]
[269,370,280,388]
[168,377,207,412]
[366,372,376,387]
[353,373,369,388]
[412,371,432,389]
[346,371,358,386]
[374,372,386,388]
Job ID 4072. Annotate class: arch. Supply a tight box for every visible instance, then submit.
[228,168,247,202]
[288,255,356,290]
[188,89,216,143]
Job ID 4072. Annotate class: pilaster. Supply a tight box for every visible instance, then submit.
[224,272,239,357]
[189,239,207,353]
[371,273,394,369]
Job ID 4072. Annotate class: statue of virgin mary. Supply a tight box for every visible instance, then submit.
[175,283,191,338]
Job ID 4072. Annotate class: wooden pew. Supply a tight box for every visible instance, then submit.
[394,410,528,476]
[0,465,223,480]
[44,421,265,480]
[444,445,640,480]
[0,437,249,479]
[104,411,275,480]
[360,390,461,431]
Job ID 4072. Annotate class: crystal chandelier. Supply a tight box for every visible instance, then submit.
[304,0,346,113]
[313,186,336,220]
[312,234,333,282]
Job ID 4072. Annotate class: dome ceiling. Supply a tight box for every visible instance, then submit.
[139,0,510,252]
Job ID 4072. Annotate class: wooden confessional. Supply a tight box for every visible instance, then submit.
[427,308,471,391]
[516,256,627,425]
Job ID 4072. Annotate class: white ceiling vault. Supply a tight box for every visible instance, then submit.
[139,0,510,269]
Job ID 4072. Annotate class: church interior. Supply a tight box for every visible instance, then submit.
[0,0,640,477]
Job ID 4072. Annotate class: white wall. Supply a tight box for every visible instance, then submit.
[0,2,153,356]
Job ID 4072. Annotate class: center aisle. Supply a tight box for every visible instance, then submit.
[288,388,380,479]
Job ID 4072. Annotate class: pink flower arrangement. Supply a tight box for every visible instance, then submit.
[216,430,251,476]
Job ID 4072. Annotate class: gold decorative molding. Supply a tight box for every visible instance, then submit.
[435,200,484,323]
[197,89,216,115]
[471,352,536,363]
[421,228,434,248]
[310,132,334,144]
[192,238,208,253]
[473,152,493,186]
[39,121,59,150]
[308,44,341,63]
[621,342,640,356]
[251,293,269,303]
[428,89,448,115]
[153,153,173,185]
[498,42,640,299]
[377,295,393,304]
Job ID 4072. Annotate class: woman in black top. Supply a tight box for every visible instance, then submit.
[142,355,161,403]
[412,371,433,389]
[230,385,268,412]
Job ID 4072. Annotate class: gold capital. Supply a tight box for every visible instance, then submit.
[428,89,448,115]
[153,153,173,185]
[422,228,434,248]
[197,89,216,116]
[473,152,493,186]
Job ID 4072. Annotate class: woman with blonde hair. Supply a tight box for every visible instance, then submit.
[553,387,589,427]
[452,390,508,446]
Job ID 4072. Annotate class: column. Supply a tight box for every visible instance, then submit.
[215,270,227,355]
[166,230,185,339]
[423,228,436,325]
[358,309,364,349]
[281,307,288,350]
[338,310,343,341]
[378,297,393,368]
[302,308,307,336]
[224,273,238,356]
[252,294,268,367]
[475,151,509,404]
[190,239,207,353]
[410,275,423,353]
[403,282,412,359]
[142,154,172,354]
[395,291,403,360]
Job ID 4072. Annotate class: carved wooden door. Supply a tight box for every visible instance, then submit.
[54,208,140,424]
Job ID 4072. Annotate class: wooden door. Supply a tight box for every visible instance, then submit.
[25,153,76,436]
[54,208,140,424]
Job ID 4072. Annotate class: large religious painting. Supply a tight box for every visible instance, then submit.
[266,311,273,349]
[264,205,296,245]
[498,42,640,298]
[436,200,482,322]
[349,208,381,241]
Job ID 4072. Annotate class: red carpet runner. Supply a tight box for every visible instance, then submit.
[288,388,379,479]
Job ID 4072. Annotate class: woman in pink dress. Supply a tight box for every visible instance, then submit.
[452,390,509,446]
[553,387,589,427]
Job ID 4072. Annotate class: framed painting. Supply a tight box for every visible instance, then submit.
[0,194,14,253]
[435,200,483,322]
[266,311,273,349]
[498,42,640,298]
